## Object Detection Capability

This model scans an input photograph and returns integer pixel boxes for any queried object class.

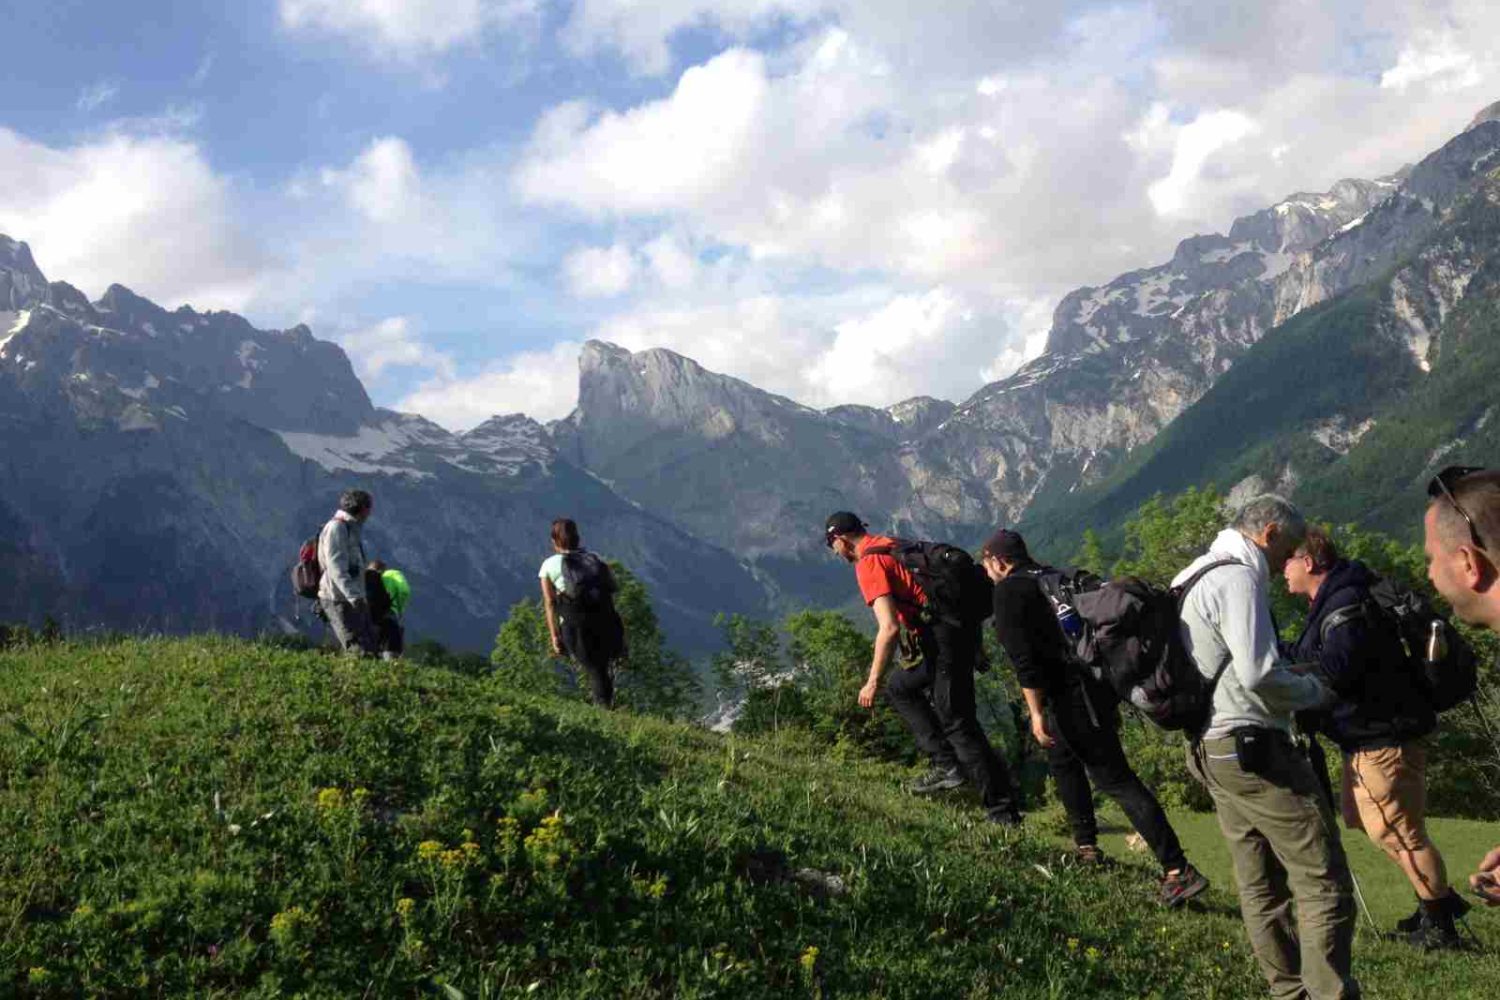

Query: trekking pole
[1302,734,1380,936]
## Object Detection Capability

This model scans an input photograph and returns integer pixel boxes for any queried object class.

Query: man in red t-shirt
[826,511,1021,825]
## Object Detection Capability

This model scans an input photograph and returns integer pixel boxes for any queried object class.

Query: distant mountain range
[4,101,1498,649]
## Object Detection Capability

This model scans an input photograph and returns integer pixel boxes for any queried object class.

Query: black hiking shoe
[1068,845,1111,868]
[1392,891,1471,938]
[1406,913,1468,951]
[1160,865,1210,909]
[908,766,965,795]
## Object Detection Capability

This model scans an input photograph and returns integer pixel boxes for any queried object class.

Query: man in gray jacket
[319,489,377,657]
[1178,496,1357,1000]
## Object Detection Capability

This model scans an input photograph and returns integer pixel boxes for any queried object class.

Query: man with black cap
[980,527,1209,907]
[826,511,1022,825]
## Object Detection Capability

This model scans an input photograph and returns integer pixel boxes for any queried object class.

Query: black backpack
[561,551,617,612]
[1318,575,1478,713]
[291,536,321,599]
[1071,560,1239,732]
[862,539,994,628]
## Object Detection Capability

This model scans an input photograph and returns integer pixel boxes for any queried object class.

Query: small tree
[1113,486,1225,584]
[490,599,570,697]
[712,614,803,734]
[610,563,700,719]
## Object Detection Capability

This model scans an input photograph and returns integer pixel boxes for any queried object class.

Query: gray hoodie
[1173,529,1329,740]
[318,510,367,605]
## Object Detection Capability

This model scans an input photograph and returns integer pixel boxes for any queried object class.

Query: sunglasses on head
[1427,465,1488,552]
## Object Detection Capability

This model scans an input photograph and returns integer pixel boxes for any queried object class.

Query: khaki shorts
[1342,743,1431,854]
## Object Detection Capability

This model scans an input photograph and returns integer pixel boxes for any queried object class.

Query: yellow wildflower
[1085,946,1101,962]
[1067,937,1079,952]
[799,946,820,972]
[462,841,482,858]
[395,897,416,920]
[316,787,345,810]
[439,849,465,869]
[417,839,444,862]
[28,968,50,986]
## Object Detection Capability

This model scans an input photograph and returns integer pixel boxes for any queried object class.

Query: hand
[1473,846,1500,906]
[1030,714,1055,748]
[550,635,565,657]
[858,678,880,709]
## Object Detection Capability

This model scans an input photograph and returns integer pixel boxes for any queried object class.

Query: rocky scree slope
[1021,138,1500,550]
[0,236,765,649]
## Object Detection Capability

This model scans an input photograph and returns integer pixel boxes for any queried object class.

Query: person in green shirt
[365,560,410,659]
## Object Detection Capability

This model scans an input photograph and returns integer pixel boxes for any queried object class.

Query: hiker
[1178,496,1358,1000]
[365,560,410,660]
[979,529,1209,905]
[825,512,1022,825]
[318,489,378,657]
[1284,526,1468,947]
[540,518,624,708]
[1422,466,1500,908]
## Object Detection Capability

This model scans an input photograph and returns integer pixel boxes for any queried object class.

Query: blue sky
[1,1,1496,427]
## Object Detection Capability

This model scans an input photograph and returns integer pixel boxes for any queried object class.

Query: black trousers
[885,622,1020,820]
[1047,687,1186,871]
[560,611,616,708]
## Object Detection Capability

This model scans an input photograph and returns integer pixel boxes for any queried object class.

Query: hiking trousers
[1047,693,1187,872]
[885,622,1021,820]
[559,610,617,708]
[1188,734,1359,1000]
[321,598,377,657]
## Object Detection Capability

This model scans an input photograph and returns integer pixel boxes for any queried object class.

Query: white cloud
[516,47,770,216]
[336,316,455,380]
[76,80,119,113]
[321,136,422,224]
[279,0,540,56]
[1141,107,1260,218]
[0,127,267,310]
[1380,34,1482,93]
[563,243,636,297]
[397,340,583,428]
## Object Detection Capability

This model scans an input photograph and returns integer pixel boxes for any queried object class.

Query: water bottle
[1056,603,1084,639]
[1425,620,1447,666]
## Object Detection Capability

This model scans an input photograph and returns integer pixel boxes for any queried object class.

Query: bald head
[1424,468,1500,630]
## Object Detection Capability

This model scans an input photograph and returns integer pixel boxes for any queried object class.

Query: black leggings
[1047,690,1186,871]
[560,612,616,708]
[885,622,1021,820]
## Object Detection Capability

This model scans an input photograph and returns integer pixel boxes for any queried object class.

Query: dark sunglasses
[1427,465,1488,552]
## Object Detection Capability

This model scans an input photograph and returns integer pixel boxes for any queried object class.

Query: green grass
[1052,801,1499,998]
[0,638,1494,998]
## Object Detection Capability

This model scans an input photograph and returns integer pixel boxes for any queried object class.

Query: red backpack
[291,536,321,599]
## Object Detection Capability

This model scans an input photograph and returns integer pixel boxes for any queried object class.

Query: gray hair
[1231,494,1306,539]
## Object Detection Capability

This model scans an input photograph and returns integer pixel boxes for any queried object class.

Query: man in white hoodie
[318,489,377,657]
[1178,495,1357,1000]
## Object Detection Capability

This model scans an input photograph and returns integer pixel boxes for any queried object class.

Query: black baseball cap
[825,511,866,546]
[980,528,1029,562]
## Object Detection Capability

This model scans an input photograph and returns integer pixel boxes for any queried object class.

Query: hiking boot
[908,766,965,795]
[1406,912,1467,951]
[1392,891,1471,938]
[1160,865,1210,909]
[1069,844,1111,868]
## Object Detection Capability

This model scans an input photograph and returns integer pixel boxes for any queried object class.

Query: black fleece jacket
[1289,559,1436,752]
[991,564,1071,694]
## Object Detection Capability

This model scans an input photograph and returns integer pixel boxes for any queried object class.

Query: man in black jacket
[980,529,1208,907]
[1286,526,1467,949]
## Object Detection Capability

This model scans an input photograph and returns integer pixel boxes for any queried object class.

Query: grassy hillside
[1,638,1495,998]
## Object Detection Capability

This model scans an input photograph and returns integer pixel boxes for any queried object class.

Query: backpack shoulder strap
[1173,558,1241,609]
[1317,600,1370,648]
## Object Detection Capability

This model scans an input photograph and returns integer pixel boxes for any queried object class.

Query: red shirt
[854,535,927,628]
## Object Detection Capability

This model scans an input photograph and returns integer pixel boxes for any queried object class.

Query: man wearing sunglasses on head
[1422,465,1500,908]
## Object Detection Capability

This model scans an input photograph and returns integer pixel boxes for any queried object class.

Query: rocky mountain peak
[1469,99,1500,131]
[0,235,48,312]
